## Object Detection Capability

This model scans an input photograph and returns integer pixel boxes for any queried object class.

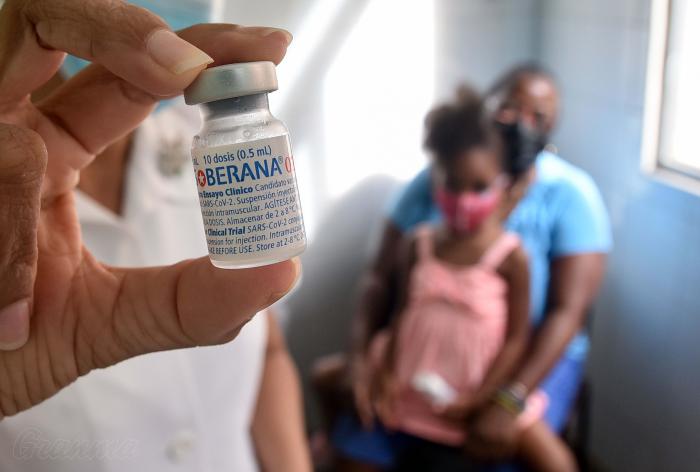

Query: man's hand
[436,395,476,424]
[465,403,520,460]
[0,0,298,418]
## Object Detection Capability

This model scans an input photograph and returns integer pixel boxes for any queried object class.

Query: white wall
[435,0,539,95]
[224,0,437,240]
[222,0,440,428]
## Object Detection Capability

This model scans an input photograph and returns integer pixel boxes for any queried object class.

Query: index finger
[37,24,292,160]
[0,0,214,107]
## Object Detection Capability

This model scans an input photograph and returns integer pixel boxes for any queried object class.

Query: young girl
[364,87,576,472]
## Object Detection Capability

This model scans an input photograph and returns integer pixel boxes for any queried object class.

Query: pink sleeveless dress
[375,226,546,445]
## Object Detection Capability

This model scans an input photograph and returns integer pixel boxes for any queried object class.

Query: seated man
[312,64,612,471]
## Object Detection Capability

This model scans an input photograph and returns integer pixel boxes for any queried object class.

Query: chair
[281,175,401,430]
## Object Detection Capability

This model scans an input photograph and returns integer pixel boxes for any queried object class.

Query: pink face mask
[435,178,506,234]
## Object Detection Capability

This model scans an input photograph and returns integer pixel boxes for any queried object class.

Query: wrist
[491,382,528,416]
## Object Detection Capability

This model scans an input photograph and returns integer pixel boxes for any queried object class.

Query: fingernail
[285,256,302,292]
[0,299,30,351]
[147,29,214,75]
[260,28,293,45]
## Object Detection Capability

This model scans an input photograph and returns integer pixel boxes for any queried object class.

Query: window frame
[642,0,700,196]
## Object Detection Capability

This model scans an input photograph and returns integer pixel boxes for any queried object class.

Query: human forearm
[350,274,392,359]
[512,307,582,391]
[513,254,606,391]
[252,316,311,472]
[348,276,389,428]
[350,222,403,359]
[472,337,527,405]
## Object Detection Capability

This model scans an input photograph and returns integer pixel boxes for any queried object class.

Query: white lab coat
[0,101,266,472]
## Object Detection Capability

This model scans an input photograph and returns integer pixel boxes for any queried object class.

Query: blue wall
[440,1,700,470]
[538,1,700,470]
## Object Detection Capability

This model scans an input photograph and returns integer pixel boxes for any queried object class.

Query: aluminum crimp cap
[184,61,278,105]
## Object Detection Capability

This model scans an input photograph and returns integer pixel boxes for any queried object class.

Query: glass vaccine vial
[184,61,306,268]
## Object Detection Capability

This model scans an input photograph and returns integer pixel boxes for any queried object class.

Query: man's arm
[514,170,611,389]
[251,312,312,472]
[349,222,403,358]
[348,222,403,426]
[513,252,606,391]
[466,253,606,459]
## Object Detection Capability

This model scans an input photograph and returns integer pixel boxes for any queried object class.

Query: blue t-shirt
[387,151,612,360]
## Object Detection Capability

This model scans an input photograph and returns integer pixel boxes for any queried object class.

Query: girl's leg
[311,352,352,429]
[309,353,352,467]
[517,421,578,472]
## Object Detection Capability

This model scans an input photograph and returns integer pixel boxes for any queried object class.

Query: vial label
[191,135,305,265]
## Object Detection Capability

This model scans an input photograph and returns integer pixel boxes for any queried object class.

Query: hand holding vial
[0,0,299,418]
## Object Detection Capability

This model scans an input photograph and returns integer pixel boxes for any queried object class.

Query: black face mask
[495,120,548,177]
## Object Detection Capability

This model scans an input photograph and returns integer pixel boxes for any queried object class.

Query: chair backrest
[280,175,401,428]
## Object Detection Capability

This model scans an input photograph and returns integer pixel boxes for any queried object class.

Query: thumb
[104,257,301,361]
[0,125,46,351]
